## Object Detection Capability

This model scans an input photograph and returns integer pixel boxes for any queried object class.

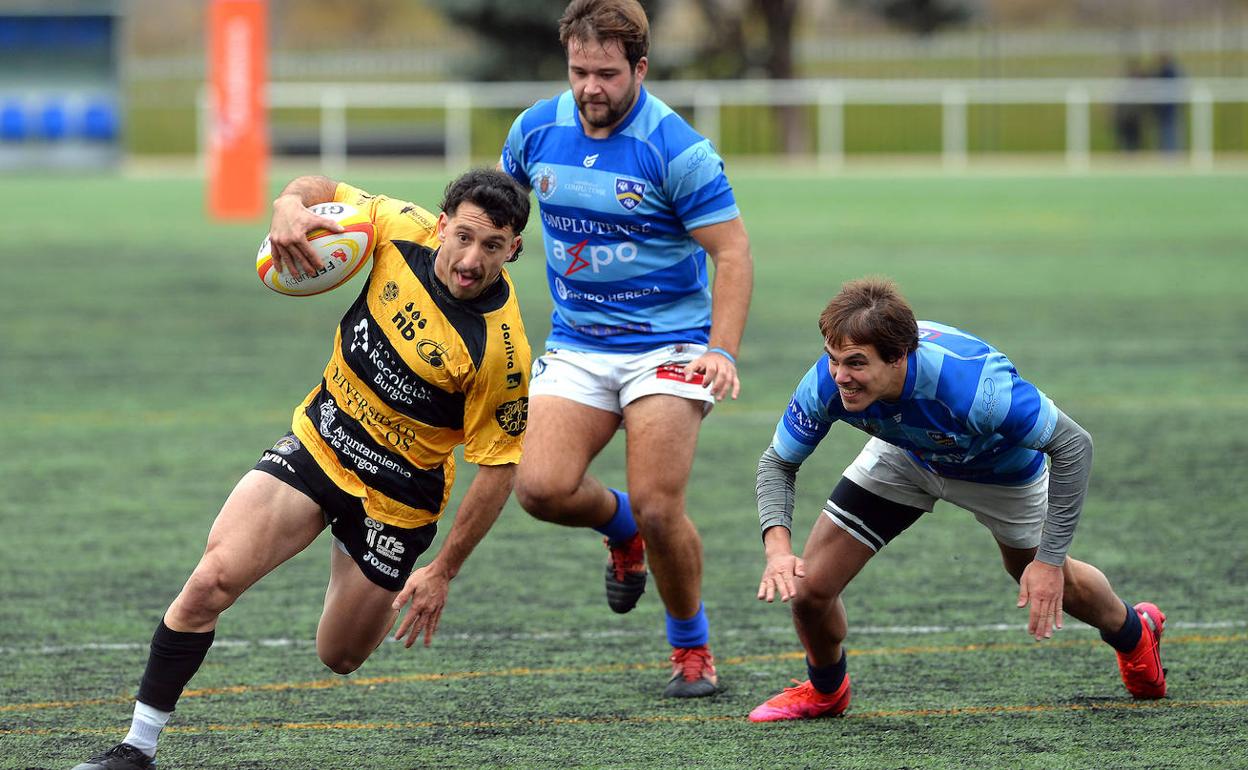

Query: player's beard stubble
[576,79,638,129]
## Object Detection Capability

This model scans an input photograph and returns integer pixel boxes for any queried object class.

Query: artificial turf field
[2,166,1246,769]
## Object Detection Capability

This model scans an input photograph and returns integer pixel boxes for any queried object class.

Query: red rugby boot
[1117,601,1167,699]
[604,532,646,614]
[749,676,852,722]
[663,644,718,698]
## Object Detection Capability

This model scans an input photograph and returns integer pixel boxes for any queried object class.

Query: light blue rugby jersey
[772,322,1059,485]
[501,86,740,352]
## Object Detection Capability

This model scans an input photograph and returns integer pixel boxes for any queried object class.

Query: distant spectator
[1113,59,1146,153]
[1153,53,1184,153]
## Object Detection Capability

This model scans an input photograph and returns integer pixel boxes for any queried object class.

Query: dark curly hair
[440,168,530,261]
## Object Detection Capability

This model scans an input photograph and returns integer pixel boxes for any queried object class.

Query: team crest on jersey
[535,167,557,200]
[272,435,302,455]
[495,397,529,436]
[380,281,400,303]
[614,178,645,211]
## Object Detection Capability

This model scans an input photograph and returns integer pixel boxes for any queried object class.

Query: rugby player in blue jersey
[749,277,1166,721]
[499,0,753,697]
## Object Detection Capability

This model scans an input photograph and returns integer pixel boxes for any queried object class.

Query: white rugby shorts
[528,344,716,415]
[841,437,1048,549]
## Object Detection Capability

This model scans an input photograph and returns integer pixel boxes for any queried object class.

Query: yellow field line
[3,632,1242,716]
[2,698,1246,738]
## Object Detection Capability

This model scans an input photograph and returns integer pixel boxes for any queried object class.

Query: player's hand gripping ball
[256,202,376,296]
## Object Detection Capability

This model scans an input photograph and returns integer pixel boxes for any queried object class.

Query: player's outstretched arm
[756,446,805,602]
[268,175,344,279]
[686,217,753,401]
[392,463,515,648]
[1018,408,1094,640]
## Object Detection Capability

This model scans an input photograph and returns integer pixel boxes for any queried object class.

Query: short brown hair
[559,0,650,69]
[818,277,919,364]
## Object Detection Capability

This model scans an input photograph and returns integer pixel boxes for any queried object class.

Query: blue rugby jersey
[772,322,1058,485]
[501,86,740,352]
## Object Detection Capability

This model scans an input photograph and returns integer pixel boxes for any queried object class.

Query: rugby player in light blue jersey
[748,277,1167,722]
[499,0,753,698]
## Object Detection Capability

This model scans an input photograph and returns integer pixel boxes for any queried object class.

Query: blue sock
[1100,599,1143,653]
[666,604,709,648]
[593,488,637,544]
[807,651,847,695]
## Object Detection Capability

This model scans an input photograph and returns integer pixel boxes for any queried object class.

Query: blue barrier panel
[40,100,69,140]
[83,99,118,141]
[1,101,25,141]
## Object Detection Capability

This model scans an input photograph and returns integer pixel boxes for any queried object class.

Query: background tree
[429,0,661,80]
[681,0,803,152]
[844,0,978,36]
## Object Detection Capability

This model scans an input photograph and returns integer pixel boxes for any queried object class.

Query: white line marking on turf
[2,620,1242,657]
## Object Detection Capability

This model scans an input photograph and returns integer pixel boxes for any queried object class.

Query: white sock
[122,701,171,758]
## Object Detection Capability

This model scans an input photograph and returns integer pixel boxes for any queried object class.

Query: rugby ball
[256,202,376,296]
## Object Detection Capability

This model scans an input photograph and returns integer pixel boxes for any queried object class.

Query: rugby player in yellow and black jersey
[72,169,532,770]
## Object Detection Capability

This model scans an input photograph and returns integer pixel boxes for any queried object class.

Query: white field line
[3,619,1243,657]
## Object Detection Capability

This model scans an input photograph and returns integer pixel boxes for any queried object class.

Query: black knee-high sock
[136,619,215,712]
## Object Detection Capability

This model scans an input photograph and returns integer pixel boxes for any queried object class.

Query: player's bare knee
[630,490,683,527]
[514,478,571,521]
[178,563,242,621]
[792,586,838,620]
[513,466,582,518]
[316,637,370,675]
[318,649,365,675]
[633,504,686,545]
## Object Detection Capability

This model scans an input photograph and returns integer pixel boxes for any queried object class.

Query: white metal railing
[197,78,1248,175]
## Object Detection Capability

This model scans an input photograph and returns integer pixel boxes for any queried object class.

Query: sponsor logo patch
[350,318,369,353]
[399,205,435,230]
[784,399,821,440]
[417,339,447,368]
[506,371,523,389]
[259,451,295,472]
[365,523,407,562]
[495,397,529,436]
[926,430,958,447]
[390,302,428,341]
[657,362,701,385]
[583,153,599,168]
[564,239,590,276]
[981,378,998,421]
[679,146,709,182]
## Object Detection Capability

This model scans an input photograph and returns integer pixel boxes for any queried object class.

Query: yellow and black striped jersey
[290,183,531,529]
